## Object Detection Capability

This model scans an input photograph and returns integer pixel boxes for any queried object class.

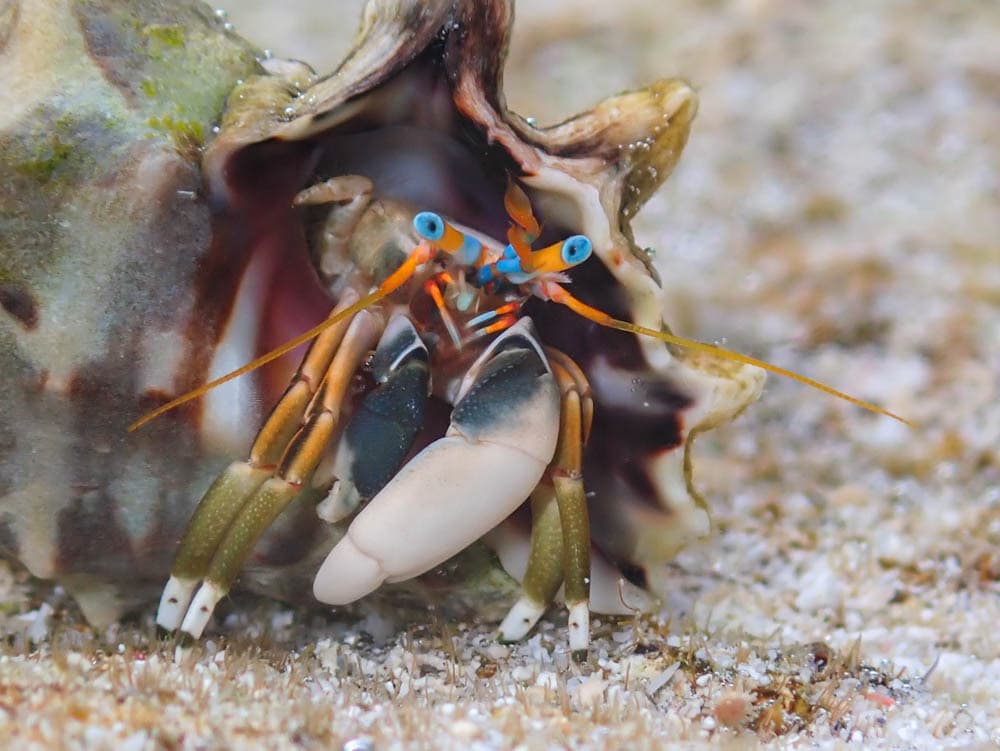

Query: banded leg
[159,303,384,637]
[498,349,594,651]
[312,318,561,605]
[157,290,364,629]
[549,350,594,652]
[497,485,564,642]
[485,519,659,614]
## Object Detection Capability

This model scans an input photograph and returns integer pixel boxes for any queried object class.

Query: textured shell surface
[0,0,762,628]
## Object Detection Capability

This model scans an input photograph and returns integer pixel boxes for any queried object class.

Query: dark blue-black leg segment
[322,315,430,522]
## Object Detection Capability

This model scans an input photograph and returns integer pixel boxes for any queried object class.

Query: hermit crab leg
[498,350,595,651]
[548,351,594,652]
[156,289,364,630]
[292,175,375,277]
[486,518,659,617]
[499,486,564,643]
[163,306,385,637]
[312,318,561,606]
[180,308,384,636]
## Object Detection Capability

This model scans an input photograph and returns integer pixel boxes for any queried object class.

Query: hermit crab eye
[414,212,445,241]
[560,235,592,266]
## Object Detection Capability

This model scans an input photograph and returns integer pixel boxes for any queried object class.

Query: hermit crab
[0,0,904,649]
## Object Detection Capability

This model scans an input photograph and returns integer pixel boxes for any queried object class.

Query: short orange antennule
[503,178,541,238]
[504,179,540,269]
[128,245,431,433]
[507,225,534,266]
[544,283,915,428]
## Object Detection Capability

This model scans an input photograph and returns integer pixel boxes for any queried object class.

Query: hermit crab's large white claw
[313,318,560,605]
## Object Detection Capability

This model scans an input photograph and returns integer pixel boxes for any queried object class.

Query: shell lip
[209,0,699,291]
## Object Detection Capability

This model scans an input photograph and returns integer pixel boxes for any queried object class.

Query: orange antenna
[507,225,534,266]
[542,282,914,427]
[128,244,434,432]
[130,195,913,435]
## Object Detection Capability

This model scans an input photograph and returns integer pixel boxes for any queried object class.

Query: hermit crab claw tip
[313,534,385,605]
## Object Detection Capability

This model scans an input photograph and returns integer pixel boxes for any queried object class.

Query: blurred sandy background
[2,1,999,748]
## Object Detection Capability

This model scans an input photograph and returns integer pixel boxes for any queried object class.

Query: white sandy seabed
[2,1,999,749]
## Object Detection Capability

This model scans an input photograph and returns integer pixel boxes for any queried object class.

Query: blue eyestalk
[560,235,593,266]
[413,211,445,241]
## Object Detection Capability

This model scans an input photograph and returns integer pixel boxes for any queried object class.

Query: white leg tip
[498,596,546,642]
[567,601,591,652]
[179,581,226,638]
[156,576,198,631]
[316,479,361,524]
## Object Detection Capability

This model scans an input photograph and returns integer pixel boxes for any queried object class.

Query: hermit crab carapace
[0,0,905,649]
